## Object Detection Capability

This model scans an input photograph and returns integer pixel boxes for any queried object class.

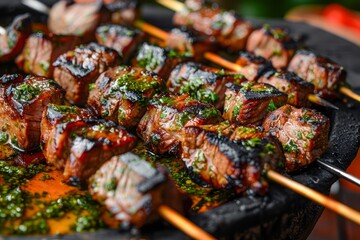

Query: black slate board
[1,3,360,240]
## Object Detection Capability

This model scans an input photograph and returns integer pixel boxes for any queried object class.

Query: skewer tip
[308,94,339,110]
[340,86,360,102]
[156,0,186,12]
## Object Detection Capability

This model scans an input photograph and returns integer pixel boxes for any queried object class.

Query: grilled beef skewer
[0,74,64,151]
[0,14,32,62]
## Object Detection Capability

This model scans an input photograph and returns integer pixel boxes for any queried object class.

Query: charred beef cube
[40,104,95,169]
[89,152,167,227]
[41,118,137,184]
[223,82,287,125]
[0,74,64,151]
[53,42,121,105]
[173,7,252,52]
[96,24,145,63]
[88,66,164,128]
[235,51,273,81]
[16,32,80,78]
[0,14,31,62]
[258,69,315,107]
[288,49,346,99]
[182,122,284,195]
[246,25,297,69]
[166,27,215,61]
[48,0,110,41]
[104,0,139,25]
[262,104,330,172]
[167,62,246,109]
[134,43,190,80]
[137,94,222,155]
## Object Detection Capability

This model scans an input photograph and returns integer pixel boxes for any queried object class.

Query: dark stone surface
[1,2,360,240]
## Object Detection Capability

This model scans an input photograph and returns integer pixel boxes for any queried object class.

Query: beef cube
[223,82,287,125]
[235,51,273,81]
[137,94,222,155]
[262,104,330,172]
[166,27,215,61]
[167,62,246,109]
[258,69,315,107]
[104,0,139,25]
[134,43,190,80]
[53,42,121,105]
[41,118,137,184]
[0,74,65,151]
[48,0,110,41]
[96,24,145,63]
[40,104,95,169]
[0,14,31,62]
[89,152,167,227]
[288,49,346,99]
[173,7,252,52]
[182,122,285,195]
[16,32,80,78]
[87,66,165,128]
[246,25,297,69]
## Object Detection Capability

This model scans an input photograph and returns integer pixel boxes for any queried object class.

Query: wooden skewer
[267,170,360,225]
[135,20,339,110]
[159,205,216,240]
[156,0,360,103]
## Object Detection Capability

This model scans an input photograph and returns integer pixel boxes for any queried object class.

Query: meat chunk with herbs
[182,122,284,195]
[96,24,145,63]
[223,82,287,125]
[288,49,346,99]
[104,0,139,25]
[40,104,95,169]
[262,104,330,172]
[173,6,253,52]
[0,14,31,62]
[166,27,215,61]
[87,66,165,128]
[235,51,273,81]
[258,69,315,107]
[246,25,297,69]
[0,74,64,151]
[48,0,109,41]
[16,32,80,78]
[41,118,137,184]
[134,43,190,80]
[137,94,222,155]
[89,152,167,227]
[53,42,121,105]
[167,62,246,109]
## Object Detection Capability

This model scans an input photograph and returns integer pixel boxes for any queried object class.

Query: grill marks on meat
[104,0,139,25]
[259,69,315,107]
[166,27,215,61]
[89,152,166,227]
[235,51,273,81]
[40,104,95,170]
[223,82,287,125]
[96,24,145,63]
[88,66,165,128]
[41,110,137,184]
[0,14,31,62]
[288,49,346,99]
[173,6,252,52]
[53,42,121,105]
[16,32,80,78]
[134,43,190,79]
[246,25,297,69]
[262,104,330,172]
[137,94,222,155]
[182,122,284,195]
[0,74,65,151]
[167,62,246,109]
[48,0,109,41]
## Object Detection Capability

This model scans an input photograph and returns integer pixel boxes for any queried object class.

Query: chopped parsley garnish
[267,100,278,112]
[12,83,41,101]
[283,140,298,153]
